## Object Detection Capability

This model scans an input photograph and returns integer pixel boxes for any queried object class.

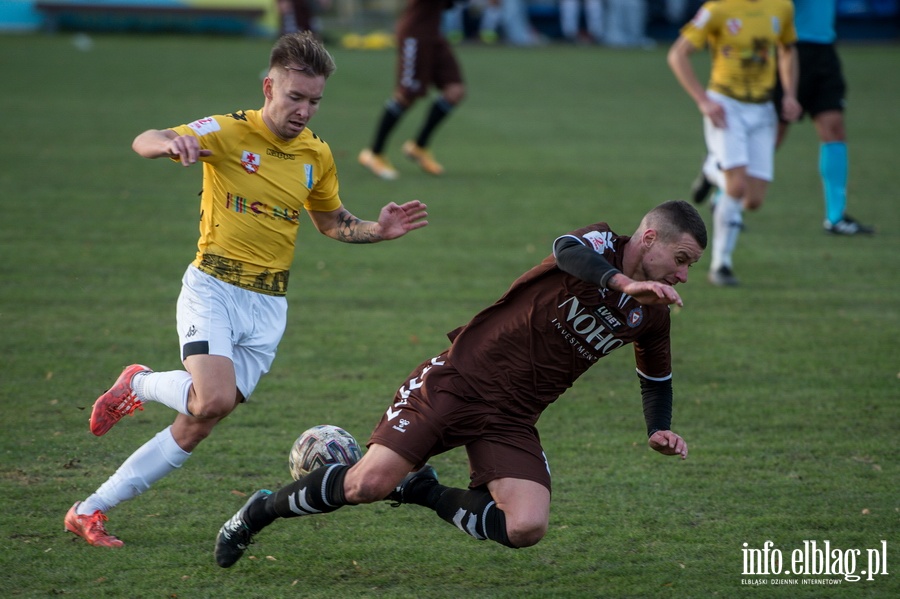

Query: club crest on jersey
[771,16,781,34]
[726,18,742,36]
[627,307,644,328]
[241,151,261,174]
[583,231,615,253]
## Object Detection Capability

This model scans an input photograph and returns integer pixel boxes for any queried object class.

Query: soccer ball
[288,424,362,480]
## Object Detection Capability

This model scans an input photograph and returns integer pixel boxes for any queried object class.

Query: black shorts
[368,352,552,492]
[775,42,846,122]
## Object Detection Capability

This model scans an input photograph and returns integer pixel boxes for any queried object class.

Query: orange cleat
[358,149,399,180]
[90,364,151,436]
[65,502,124,548]
[402,141,444,176]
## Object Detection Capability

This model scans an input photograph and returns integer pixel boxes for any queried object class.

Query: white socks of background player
[133,370,193,415]
[77,426,190,515]
[710,192,743,272]
[703,154,726,190]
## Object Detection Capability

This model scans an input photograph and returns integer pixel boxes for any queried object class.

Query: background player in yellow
[668,0,800,286]
[65,32,429,548]
[690,0,874,236]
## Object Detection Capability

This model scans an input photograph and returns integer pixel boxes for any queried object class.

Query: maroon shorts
[394,36,463,102]
[368,352,552,492]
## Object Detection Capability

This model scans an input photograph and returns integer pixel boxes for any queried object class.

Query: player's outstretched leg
[90,364,152,436]
[214,464,353,567]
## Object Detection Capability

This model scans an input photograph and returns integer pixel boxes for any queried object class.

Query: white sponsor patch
[187,116,220,136]
[691,7,711,28]
[583,230,615,253]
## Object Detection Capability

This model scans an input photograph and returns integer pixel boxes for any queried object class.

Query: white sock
[79,426,191,515]
[711,193,743,271]
[703,154,725,189]
[134,370,193,415]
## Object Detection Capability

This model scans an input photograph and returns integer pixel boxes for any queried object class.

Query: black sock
[247,464,352,529]
[431,486,515,547]
[371,99,405,154]
[415,97,454,148]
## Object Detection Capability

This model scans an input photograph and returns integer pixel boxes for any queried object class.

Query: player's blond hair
[269,31,336,79]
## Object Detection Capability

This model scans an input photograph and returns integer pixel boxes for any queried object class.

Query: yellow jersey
[681,0,796,102]
[170,110,342,296]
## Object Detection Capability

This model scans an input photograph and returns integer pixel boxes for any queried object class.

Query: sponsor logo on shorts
[387,356,445,430]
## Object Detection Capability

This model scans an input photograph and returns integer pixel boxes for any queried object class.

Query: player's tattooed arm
[335,209,382,243]
[308,206,381,243]
[309,201,428,244]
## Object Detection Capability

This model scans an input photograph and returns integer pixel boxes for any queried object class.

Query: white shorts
[703,90,777,182]
[176,265,287,400]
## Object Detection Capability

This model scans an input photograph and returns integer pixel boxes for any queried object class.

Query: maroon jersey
[447,223,672,418]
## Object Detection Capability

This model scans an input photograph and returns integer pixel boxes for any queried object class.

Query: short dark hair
[269,31,336,79]
[647,200,708,249]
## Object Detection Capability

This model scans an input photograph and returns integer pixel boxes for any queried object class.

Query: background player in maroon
[215,200,707,567]
[358,0,466,179]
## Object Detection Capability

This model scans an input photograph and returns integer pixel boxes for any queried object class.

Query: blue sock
[819,142,848,225]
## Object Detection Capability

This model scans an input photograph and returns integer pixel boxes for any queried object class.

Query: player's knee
[724,181,746,200]
[505,519,548,548]
[744,194,765,211]
[188,388,239,420]
[442,84,465,105]
[394,90,417,108]
[342,470,395,504]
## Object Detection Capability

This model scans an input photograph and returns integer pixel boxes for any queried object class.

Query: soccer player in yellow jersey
[64,32,428,548]
[668,0,800,286]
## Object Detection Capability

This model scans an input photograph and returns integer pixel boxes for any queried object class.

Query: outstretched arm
[640,374,686,459]
[609,274,684,307]
[307,200,428,243]
[132,129,212,166]
[554,236,683,306]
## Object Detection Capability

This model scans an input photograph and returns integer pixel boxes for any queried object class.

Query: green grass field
[1,34,898,598]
